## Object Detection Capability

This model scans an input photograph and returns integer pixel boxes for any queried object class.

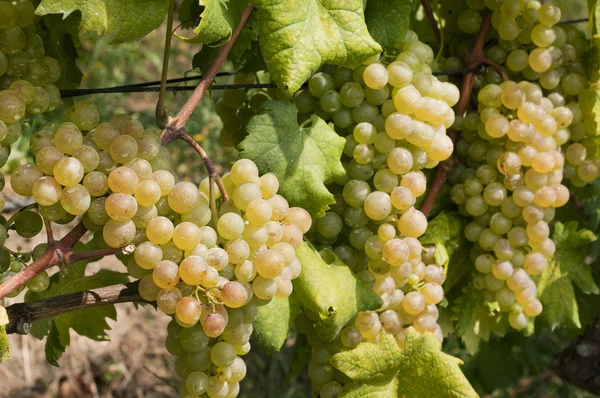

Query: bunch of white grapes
[451,79,571,329]
[130,158,309,398]
[457,1,599,187]
[286,31,457,397]
[0,0,64,209]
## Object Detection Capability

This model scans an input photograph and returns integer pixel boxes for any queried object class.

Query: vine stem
[420,13,493,217]
[159,6,253,201]
[161,6,254,137]
[421,0,441,46]
[0,223,88,300]
[5,282,145,335]
[155,0,176,128]
[179,133,230,202]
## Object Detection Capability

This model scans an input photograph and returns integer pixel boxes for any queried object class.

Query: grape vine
[1,0,600,397]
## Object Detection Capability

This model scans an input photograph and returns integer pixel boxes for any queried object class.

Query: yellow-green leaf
[175,0,249,44]
[364,0,417,51]
[239,101,346,217]
[0,325,9,363]
[396,329,478,398]
[251,0,382,92]
[538,222,598,329]
[340,375,399,398]
[36,0,169,43]
[253,294,300,352]
[331,333,402,382]
[293,242,383,342]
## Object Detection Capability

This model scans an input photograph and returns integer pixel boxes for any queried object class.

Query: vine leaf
[420,212,466,292]
[0,307,8,363]
[364,0,417,51]
[537,222,598,329]
[26,243,129,366]
[36,0,169,44]
[253,294,301,352]
[340,374,399,398]
[452,283,500,354]
[250,0,382,93]
[0,326,8,363]
[331,333,402,382]
[239,101,346,217]
[395,329,478,398]
[293,242,382,342]
[175,0,249,45]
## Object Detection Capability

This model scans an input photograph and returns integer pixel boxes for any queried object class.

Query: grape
[14,210,43,238]
[169,182,200,214]
[103,219,136,248]
[0,89,25,122]
[32,176,62,206]
[363,63,388,89]
[53,157,84,187]
[105,193,138,221]
[146,216,174,245]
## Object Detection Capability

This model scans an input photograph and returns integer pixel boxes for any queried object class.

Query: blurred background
[1,0,598,397]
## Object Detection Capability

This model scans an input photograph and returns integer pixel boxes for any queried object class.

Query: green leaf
[38,14,83,89]
[340,374,399,398]
[538,222,599,329]
[0,326,9,363]
[331,333,402,382]
[27,242,129,365]
[396,329,478,398]
[286,333,311,384]
[239,101,346,217]
[420,212,466,292]
[293,242,382,342]
[251,0,382,92]
[364,0,417,51]
[36,0,169,44]
[452,283,499,354]
[175,0,249,44]
[253,294,300,352]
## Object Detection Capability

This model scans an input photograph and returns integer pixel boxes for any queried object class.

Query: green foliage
[395,329,478,397]
[420,211,466,292]
[26,243,129,366]
[364,0,417,51]
[452,283,503,354]
[38,14,83,89]
[250,0,382,92]
[253,294,301,352]
[336,330,477,397]
[537,222,598,329]
[0,307,8,363]
[36,0,169,43]
[292,242,382,342]
[175,0,249,45]
[240,101,346,217]
[331,333,402,383]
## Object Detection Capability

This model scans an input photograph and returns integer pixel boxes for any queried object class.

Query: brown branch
[480,58,509,81]
[0,223,88,300]
[179,134,229,201]
[420,12,493,218]
[421,0,441,46]
[63,247,121,265]
[161,5,254,141]
[5,282,145,335]
[155,0,176,129]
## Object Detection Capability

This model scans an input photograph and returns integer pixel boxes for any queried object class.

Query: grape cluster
[457,1,598,187]
[124,158,309,397]
[447,0,595,330]
[0,0,63,179]
[278,32,457,396]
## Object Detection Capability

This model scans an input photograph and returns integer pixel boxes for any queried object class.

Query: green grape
[14,210,43,238]
[308,72,335,98]
[0,89,25,123]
